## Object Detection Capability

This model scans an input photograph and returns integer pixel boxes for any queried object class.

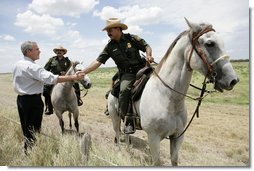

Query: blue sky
[0,0,249,73]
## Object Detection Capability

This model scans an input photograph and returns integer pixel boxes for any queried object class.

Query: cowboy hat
[102,18,128,31]
[53,45,67,55]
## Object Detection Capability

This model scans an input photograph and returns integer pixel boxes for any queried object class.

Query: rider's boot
[44,96,53,115]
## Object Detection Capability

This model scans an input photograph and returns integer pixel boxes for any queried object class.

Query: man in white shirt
[13,41,84,153]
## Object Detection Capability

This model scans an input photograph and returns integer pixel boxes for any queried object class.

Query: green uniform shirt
[97,33,150,72]
[44,56,71,75]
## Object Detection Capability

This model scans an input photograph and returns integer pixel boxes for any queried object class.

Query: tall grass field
[0,61,249,166]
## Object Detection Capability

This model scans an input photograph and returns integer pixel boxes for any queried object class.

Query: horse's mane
[66,61,79,75]
[155,30,189,73]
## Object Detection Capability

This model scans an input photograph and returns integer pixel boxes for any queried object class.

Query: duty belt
[122,64,144,74]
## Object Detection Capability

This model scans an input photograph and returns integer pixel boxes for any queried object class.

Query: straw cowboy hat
[102,18,128,31]
[53,45,67,55]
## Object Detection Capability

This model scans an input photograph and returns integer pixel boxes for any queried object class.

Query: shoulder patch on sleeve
[134,35,141,41]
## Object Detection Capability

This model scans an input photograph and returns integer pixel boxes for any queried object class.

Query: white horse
[107,19,239,166]
[51,62,92,133]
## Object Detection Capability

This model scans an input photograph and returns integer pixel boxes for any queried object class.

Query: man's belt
[123,64,144,73]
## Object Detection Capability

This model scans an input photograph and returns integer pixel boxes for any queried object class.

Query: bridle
[188,25,230,78]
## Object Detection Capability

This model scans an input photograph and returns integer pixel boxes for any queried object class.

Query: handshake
[74,71,87,81]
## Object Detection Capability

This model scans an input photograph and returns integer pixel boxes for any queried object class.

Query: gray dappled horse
[107,18,239,166]
[51,62,92,133]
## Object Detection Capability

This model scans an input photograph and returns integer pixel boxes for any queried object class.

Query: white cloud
[122,5,162,26]
[2,0,248,74]
[0,34,16,41]
[93,6,121,20]
[15,10,64,36]
[93,4,162,34]
[133,0,248,32]
[28,0,99,17]
[118,0,249,59]
[125,25,143,35]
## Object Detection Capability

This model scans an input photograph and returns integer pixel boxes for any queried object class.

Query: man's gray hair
[21,41,36,56]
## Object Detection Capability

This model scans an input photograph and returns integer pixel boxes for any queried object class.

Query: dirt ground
[41,87,249,166]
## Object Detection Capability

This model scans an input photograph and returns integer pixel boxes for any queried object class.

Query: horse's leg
[170,136,184,166]
[108,95,121,146]
[73,109,79,133]
[68,112,72,129]
[58,117,64,133]
[112,116,121,146]
[147,133,161,166]
[56,111,65,133]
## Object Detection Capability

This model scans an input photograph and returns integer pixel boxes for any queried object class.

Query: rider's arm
[146,46,154,63]
[82,60,102,74]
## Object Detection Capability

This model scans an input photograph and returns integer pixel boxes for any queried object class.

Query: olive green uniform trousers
[119,73,136,119]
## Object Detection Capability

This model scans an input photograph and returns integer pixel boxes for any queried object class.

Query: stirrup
[123,115,136,134]
[124,123,135,134]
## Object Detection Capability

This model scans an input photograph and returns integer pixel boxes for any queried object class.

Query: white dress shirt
[13,56,58,95]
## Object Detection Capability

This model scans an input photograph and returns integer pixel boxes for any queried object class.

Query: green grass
[89,67,118,88]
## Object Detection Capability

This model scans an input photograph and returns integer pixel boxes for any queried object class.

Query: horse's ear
[184,17,192,28]
[184,17,198,32]
[184,17,196,30]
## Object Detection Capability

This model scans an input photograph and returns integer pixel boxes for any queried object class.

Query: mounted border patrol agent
[43,45,83,115]
[79,18,154,134]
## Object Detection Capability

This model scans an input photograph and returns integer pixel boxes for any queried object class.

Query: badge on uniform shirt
[127,42,132,48]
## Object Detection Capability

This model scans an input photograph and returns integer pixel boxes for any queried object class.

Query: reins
[80,88,89,98]
[153,69,208,101]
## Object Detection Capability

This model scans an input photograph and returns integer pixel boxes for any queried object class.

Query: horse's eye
[205,41,215,47]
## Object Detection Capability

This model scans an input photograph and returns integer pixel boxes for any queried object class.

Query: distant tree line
[231,59,249,62]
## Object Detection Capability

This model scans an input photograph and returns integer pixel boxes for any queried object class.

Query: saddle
[110,66,153,130]
[110,66,153,101]
[131,66,153,101]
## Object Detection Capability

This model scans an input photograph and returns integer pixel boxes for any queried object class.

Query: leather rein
[152,26,229,140]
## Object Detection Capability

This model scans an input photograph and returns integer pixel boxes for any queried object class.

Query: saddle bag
[110,80,120,98]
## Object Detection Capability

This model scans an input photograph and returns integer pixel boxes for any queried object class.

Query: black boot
[45,110,53,115]
[123,115,135,134]
[45,108,53,115]
[44,96,53,115]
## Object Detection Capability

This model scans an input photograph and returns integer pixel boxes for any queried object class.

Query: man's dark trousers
[17,94,44,151]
